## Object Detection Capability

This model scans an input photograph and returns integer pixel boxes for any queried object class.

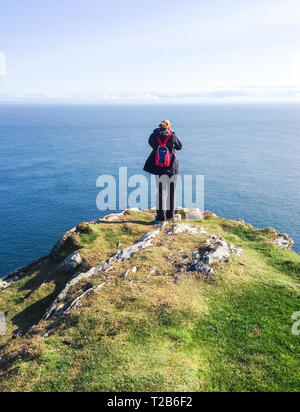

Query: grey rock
[193,251,201,260]
[170,214,182,223]
[237,218,245,223]
[274,234,294,249]
[0,279,10,290]
[49,228,77,260]
[165,223,199,236]
[229,243,243,257]
[155,221,167,229]
[44,267,97,320]
[100,229,160,266]
[102,208,141,222]
[204,239,230,265]
[45,228,161,320]
[188,235,232,278]
[55,251,82,274]
[121,270,130,280]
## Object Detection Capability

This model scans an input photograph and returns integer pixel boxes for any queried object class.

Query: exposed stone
[55,251,82,274]
[188,235,233,278]
[0,279,10,290]
[102,209,141,222]
[12,329,23,339]
[274,234,294,249]
[43,325,57,339]
[165,223,199,236]
[103,214,122,221]
[45,228,161,320]
[121,270,130,280]
[193,251,201,260]
[44,267,97,319]
[124,208,141,214]
[229,243,243,257]
[132,266,137,273]
[49,228,77,261]
[203,238,230,265]
[98,229,160,267]
[194,262,214,277]
[155,221,167,229]
[236,218,245,224]
[170,214,182,223]
[94,282,106,293]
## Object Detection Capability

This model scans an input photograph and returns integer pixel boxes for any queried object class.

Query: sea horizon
[0,102,299,276]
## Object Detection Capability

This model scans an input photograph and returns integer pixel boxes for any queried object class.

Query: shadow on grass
[11,263,74,334]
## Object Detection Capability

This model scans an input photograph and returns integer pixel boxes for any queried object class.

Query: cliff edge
[0,209,299,392]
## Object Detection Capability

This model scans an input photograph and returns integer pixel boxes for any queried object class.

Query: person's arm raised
[148,133,157,149]
[173,132,182,151]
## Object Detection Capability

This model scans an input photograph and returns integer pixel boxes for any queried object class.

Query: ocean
[0,103,299,276]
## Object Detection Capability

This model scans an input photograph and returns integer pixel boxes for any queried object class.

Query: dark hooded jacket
[143,128,182,176]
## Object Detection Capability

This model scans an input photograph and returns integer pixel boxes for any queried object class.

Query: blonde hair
[159,120,172,130]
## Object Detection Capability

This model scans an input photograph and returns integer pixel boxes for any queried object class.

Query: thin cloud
[0,86,300,104]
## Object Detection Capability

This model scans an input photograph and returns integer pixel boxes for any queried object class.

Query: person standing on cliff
[143,120,183,221]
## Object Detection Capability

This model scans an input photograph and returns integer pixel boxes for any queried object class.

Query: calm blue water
[0,104,299,276]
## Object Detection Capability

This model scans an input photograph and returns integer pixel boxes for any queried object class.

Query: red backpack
[155,131,173,167]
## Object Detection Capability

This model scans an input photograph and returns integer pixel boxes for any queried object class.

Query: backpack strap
[157,131,172,147]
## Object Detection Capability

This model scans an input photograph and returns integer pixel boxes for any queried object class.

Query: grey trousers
[155,175,178,221]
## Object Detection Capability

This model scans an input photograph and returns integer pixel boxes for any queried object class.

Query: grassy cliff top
[0,210,299,392]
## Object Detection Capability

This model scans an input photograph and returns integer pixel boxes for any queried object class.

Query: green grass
[0,211,299,392]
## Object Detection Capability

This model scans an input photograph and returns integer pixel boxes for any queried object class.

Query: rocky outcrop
[165,223,206,236]
[49,227,78,261]
[45,228,161,320]
[261,227,294,250]
[274,234,294,249]
[97,229,160,273]
[44,267,98,320]
[229,243,243,257]
[188,235,242,279]
[55,251,82,274]
[3,208,296,341]
[101,208,141,222]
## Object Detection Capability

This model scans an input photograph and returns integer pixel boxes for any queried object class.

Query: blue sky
[0,0,300,102]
